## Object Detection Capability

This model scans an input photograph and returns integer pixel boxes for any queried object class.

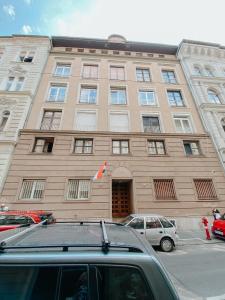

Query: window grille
[194,179,217,199]
[20,180,45,199]
[67,179,90,200]
[154,179,176,200]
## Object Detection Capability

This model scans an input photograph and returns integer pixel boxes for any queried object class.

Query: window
[159,217,174,228]
[221,118,225,132]
[76,111,97,131]
[142,116,160,133]
[112,140,129,154]
[205,67,214,77]
[82,64,98,78]
[174,116,192,133]
[54,64,71,77]
[5,77,15,91]
[74,139,93,154]
[109,113,129,132]
[110,87,127,104]
[40,111,62,130]
[110,66,125,80]
[0,111,10,131]
[194,179,217,199]
[129,217,144,229]
[162,70,177,84]
[139,90,156,106]
[33,137,54,153]
[194,66,202,76]
[15,77,24,91]
[48,85,66,102]
[20,179,45,199]
[167,91,184,106]
[154,179,176,200]
[148,140,166,155]
[207,90,221,104]
[136,68,150,82]
[183,141,200,155]
[18,51,34,63]
[79,86,97,104]
[146,217,162,229]
[67,179,90,200]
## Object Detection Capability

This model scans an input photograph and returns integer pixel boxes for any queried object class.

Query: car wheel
[160,238,174,252]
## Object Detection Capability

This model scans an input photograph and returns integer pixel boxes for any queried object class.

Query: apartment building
[1,35,225,220]
[0,35,50,192]
[178,40,225,172]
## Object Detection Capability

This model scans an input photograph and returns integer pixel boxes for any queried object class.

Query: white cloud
[49,0,225,45]
[3,4,15,19]
[22,25,32,34]
[24,0,32,4]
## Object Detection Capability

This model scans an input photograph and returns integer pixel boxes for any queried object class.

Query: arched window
[207,90,221,104]
[221,118,225,132]
[194,66,202,76]
[205,67,214,77]
[0,111,10,131]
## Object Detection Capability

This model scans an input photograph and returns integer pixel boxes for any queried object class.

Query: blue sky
[0,0,225,45]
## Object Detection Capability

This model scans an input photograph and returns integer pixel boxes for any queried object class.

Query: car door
[145,217,164,246]
[159,217,176,240]
[127,217,145,236]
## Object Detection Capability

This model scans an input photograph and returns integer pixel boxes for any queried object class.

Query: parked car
[122,214,178,252]
[0,210,55,232]
[212,213,225,238]
[0,220,179,299]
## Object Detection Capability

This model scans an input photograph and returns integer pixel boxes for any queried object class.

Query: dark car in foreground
[0,220,179,299]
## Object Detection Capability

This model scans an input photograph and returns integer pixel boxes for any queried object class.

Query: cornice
[0,91,32,98]
[20,129,210,139]
[200,103,225,111]
[190,75,225,84]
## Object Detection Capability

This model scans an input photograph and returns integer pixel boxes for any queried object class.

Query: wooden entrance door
[112,181,131,218]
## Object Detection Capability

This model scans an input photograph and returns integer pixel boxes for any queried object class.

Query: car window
[0,266,59,300]
[59,267,88,300]
[129,217,144,229]
[146,217,162,229]
[159,217,174,228]
[0,215,7,225]
[5,215,29,225]
[96,266,153,300]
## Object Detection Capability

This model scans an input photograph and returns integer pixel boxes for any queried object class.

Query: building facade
[0,35,50,192]
[178,40,225,171]
[1,35,225,220]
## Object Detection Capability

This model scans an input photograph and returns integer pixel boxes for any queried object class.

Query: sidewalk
[177,229,224,245]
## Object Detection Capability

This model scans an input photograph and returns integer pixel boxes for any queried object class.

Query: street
[157,236,225,300]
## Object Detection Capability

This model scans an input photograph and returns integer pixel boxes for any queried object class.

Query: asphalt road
[157,240,225,300]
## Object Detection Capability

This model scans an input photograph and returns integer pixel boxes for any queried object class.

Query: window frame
[0,110,10,131]
[162,70,177,84]
[173,115,193,133]
[79,85,97,104]
[54,63,71,77]
[183,140,201,156]
[109,111,130,132]
[167,90,185,107]
[112,139,130,155]
[18,50,35,63]
[82,64,98,79]
[153,179,177,200]
[19,179,46,200]
[74,138,93,154]
[142,115,161,133]
[147,140,166,155]
[32,137,54,154]
[47,84,67,103]
[75,110,97,131]
[194,179,217,200]
[138,89,157,106]
[66,179,90,200]
[207,89,221,104]
[40,110,62,130]
[136,68,151,82]
[110,87,127,105]
[110,65,125,81]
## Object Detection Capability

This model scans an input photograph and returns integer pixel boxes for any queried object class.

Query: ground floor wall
[1,130,225,220]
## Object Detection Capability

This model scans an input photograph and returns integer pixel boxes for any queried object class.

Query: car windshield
[121,215,134,225]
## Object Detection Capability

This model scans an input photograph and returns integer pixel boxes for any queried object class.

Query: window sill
[153,199,178,202]
[70,153,94,156]
[17,199,43,203]
[77,102,97,105]
[29,152,53,155]
[45,100,65,104]
[185,154,205,158]
[62,199,90,202]
[52,75,70,78]
[148,154,169,157]
[111,153,132,156]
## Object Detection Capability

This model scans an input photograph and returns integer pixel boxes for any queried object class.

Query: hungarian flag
[93,161,108,181]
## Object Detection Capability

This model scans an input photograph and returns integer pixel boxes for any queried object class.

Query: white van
[122,214,178,252]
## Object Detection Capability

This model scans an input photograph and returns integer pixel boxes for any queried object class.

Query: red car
[0,210,55,232]
[211,214,225,238]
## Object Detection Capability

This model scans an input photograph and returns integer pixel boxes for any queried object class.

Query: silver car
[122,214,178,252]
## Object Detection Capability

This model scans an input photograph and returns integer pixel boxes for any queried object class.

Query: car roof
[129,214,165,218]
[0,221,156,256]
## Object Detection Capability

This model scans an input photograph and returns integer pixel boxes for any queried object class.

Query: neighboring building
[177,40,225,171]
[1,35,225,220]
[0,35,50,192]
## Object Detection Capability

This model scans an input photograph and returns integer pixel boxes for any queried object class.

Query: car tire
[160,237,174,252]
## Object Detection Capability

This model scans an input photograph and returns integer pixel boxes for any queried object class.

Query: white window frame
[79,85,97,104]
[162,70,177,84]
[5,76,25,92]
[110,65,125,80]
[19,179,45,200]
[47,84,67,102]
[82,64,99,79]
[67,179,90,200]
[173,114,194,133]
[110,87,127,105]
[54,63,71,77]
[138,89,157,106]
[136,67,151,82]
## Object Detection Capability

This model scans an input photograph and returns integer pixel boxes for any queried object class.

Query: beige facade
[2,35,225,220]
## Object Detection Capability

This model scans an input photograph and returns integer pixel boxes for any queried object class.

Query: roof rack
[0,220,143,254]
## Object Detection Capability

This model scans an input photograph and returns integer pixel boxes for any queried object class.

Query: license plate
[214,230,224,236]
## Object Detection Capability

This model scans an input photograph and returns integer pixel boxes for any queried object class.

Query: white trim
[171,112,195,133]
[137,87,159,107]
[52,62,72,77]
[108,84,128,106]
